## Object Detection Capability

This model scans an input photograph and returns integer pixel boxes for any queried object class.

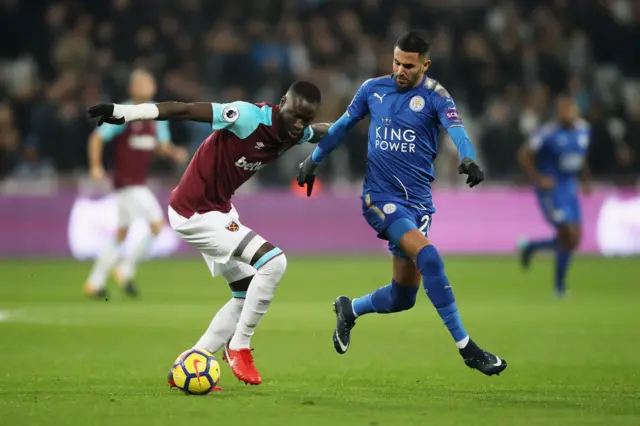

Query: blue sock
[352,280,418,317]
[416,245,468,344]
[555,249,572,293]
[527,238,556,254]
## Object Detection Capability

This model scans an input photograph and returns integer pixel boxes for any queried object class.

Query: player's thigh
[168,207,248,263]
[115,187,136,229]
[202,253,255,281]
[362,198,431,242]
[557,222,581,250]
[363,199,433,260]
[168,207,281,270]
[130,186,165,228]
[388,208,432,257]
[538,189,576,227]
[194,206,243,274]
[202,254,255,297]
[392,255,421,286]
[540,190,581,249]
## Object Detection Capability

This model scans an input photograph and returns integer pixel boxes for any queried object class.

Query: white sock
[228,254,287,350]
[117,235,153,282]
[194,298,245,353]
[456,335,470,349]
[87,240,122,290]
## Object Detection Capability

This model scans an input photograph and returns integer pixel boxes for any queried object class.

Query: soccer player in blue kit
[297,31,507,376]
[517,95,591,297]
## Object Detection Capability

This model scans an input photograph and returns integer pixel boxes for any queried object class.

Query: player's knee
[255,249,287,281]
[570,227,581,250]
[115,227,128,242]
[557,226,576,251]
[149,219,164,236]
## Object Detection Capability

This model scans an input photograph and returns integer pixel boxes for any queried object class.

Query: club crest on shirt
[222,106,239,123]
[383,203,397,214]
[225,221,240,232]
[409,96,425,112]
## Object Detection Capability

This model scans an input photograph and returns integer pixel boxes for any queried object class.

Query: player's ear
[279,96,286,107]
[423,59,431,73]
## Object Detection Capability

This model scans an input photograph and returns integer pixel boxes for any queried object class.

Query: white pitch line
[0,311,10,321]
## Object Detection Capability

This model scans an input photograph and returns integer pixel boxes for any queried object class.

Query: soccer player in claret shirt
[297,31,507,377]
[89,81,331,386]
[517,95,591,297]
[84,69,187,299]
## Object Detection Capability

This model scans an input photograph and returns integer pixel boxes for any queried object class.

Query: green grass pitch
[0,256,639,425]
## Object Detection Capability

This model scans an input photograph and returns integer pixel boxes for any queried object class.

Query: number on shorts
[419,214,431,236]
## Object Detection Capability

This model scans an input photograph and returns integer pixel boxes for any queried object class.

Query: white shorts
[168,205,263,278]
[116,186,164,227]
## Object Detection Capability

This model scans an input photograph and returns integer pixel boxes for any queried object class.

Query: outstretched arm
[295,79,372,196]
[296,113,360,197]
[307,79,372,162]
[155,102,213,122]
[304,122,333,144]
[88,102,214,125]
[310,114,359,162]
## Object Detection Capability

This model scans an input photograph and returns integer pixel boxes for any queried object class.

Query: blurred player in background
[84,69,187,299]
[297,30,507,377]
[88,81,330,386]
[517,95,591,298]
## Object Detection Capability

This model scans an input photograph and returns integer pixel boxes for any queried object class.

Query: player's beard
[276,113,288,142]
[394,74,414,91]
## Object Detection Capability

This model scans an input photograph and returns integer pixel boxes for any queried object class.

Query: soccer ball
[168,349,220,395]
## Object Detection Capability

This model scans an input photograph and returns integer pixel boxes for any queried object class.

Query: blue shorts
[362,195,433,258]
[536,189,581,226]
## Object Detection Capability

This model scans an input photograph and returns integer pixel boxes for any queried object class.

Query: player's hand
[458,159,484,188]
[297,156,318,197]
[90,166,106,181]
[88,103,124,126]
[537,176,555,190]
[172,146,189,165]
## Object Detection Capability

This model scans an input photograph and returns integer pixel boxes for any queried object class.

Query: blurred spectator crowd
[1,0,639,187]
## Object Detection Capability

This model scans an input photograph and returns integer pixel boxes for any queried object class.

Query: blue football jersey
[529,119,590,192]
[346,74,464,210]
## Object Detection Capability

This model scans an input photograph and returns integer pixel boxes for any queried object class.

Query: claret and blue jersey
[529,119,590,225]
[312,74,476,257]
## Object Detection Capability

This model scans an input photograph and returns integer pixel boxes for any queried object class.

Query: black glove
[297,156,318,197]
[458,158,484,188]
[88,104,124,126]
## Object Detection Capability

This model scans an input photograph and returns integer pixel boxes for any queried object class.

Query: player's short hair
[129,68,154,83]
[395,30,430,56]
[288,80,322,104]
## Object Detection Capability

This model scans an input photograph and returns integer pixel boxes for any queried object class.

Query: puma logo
[373,93,386,103]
